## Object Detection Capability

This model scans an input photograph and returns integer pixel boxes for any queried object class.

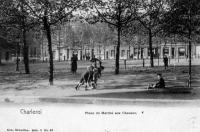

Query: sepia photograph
[0,0,200,131]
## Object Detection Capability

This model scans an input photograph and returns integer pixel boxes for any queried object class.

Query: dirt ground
[0,59,200,104]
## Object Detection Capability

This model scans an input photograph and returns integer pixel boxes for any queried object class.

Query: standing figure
[163,55,168,69]
[91,67,99,89]
[71,53,78,74]
[90,57,104,89]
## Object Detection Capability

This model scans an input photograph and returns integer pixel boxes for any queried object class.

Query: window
[121,50,125,57]
[35,33,40,39]
[34,47,37,57]
[53,51,56,59]
[30,48,33,57]
[111,50,115,57]
[134,48,139,56]
[171,47,175,58]
[140,48,144,58]
[153,48,159,57]
[127,50,130,59]
[67,49,69,59]
[178,47,185,57]
[148,48,159,57]
[163,47,169,56]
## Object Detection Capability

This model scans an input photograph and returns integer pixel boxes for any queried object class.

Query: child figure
[75,65,94,91]
[92,67,99,89]
[90,62,104,89]
[148,73,165,89]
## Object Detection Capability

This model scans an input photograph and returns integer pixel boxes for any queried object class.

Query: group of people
[73,53,167,91]
[75,57,104,91]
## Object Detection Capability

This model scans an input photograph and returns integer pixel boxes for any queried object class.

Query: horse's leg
[75,83,81,90]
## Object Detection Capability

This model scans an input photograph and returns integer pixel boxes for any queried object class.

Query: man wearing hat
[148,73,165,89]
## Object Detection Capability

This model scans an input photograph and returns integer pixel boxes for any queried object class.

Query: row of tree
[0,0,199,86]
[85,0,199,88]
[85,0,200,75]
[0,0,82,85]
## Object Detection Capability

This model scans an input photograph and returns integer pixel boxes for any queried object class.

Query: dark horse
[75,63,105,90]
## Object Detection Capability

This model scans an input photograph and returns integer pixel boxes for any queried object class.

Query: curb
[39,97,200,107]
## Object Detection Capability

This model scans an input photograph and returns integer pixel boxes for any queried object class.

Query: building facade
[52,41,200,61]
[40,19,200,61]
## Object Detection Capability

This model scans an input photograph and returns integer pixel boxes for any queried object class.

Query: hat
[157,73,162,76]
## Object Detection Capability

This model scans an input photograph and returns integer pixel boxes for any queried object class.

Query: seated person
[75,65,94,90]
[148,73,165,89]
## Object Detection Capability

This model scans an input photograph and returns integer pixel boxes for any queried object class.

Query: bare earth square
[0,59,200,106]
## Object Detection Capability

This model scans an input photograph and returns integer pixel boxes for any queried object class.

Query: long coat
[71,55,78,72]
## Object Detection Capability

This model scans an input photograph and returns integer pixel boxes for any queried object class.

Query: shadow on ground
[72,88,199,100]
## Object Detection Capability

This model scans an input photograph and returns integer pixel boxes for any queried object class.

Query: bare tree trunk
[188,38,192,88]
[20,0,30,74]
[104,46,105,60]
[137,44,140,59]
[188,22,192,88]
[43,16,54,85]
[58,26,61,62]
[80,44,83,60]
[0,52,2,65]
[128,44,130,59]
[149,29,154,67]
[42,41,44,62]
[41,31,45,62]
[16,42,20,71]
[115,25,121,74]
[22,29,30,74]
[188,8,192,88]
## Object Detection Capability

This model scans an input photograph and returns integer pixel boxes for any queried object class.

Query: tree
[88,0,139,74]
[92,23,115,45]
[73,20,90,60]
[162,0,200,87]
[0,0,39,74]
[122,21,147,59]
[68,20,115,59]
[0,27,17,65]
[136,0,168,67]
[5,26,22,71]
[26,0,81,85]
